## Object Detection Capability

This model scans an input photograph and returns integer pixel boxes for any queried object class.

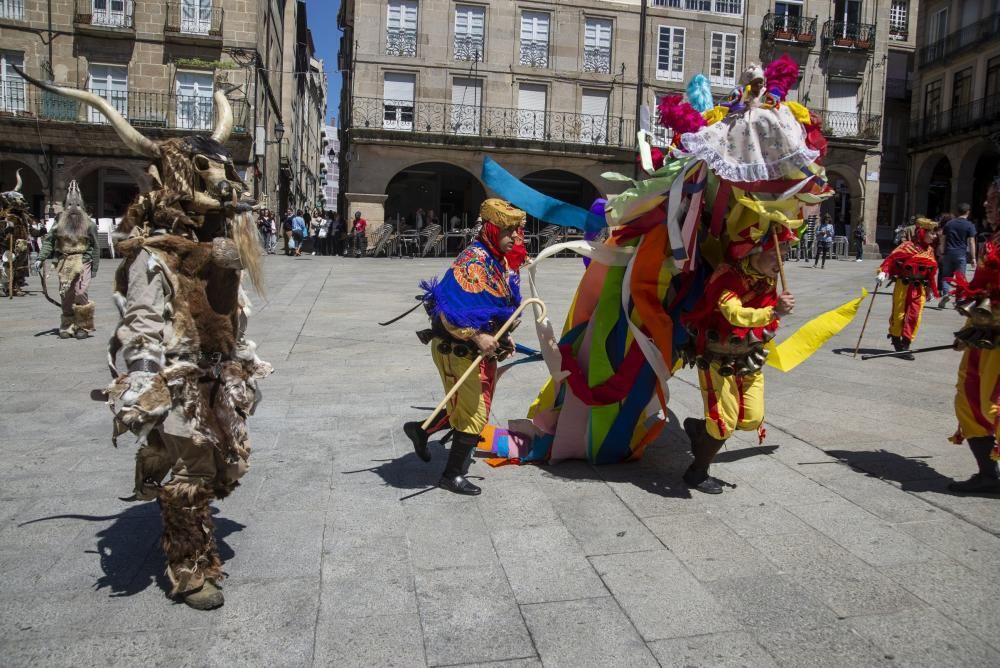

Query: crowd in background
[255,209,370,257]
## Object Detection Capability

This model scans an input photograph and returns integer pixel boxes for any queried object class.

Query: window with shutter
[383,72,415,130]
[520,11,549,67]
[88,63,128,123]
[176,71,214,130]
[826,81,859,136]
[656,26,684,82]
[709,32,738,87]
[580,88,609,144]
[517,83,546,139]
[386,0,418,57]
[0,51,24,113]
[583,18,612,74]
[454,5,485,62]
[451,77,482,135]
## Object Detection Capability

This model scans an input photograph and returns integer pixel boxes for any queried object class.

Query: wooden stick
[861,344,954,360]
[421,298,547,432]
[773,225,788,293]
[852,279,882,358]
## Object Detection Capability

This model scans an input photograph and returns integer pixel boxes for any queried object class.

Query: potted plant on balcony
[774,27,795,41]
[835,35,855,47]
[855,36,873,49]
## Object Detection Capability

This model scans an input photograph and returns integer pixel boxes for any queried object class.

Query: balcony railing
[386,28,417,57]
[761,13,818,46]
[350,96,634,149]
[910,94,1000,145]
[75,0,135,30]
[583,45,611,74]
[822,20,876,51]
[815,109,881,141]
[0,84,248,136]
[519,41,549,68]
[165,2,223,38]
[454,35,484,62]
[0,0,24,20]
[918,12,1000,69]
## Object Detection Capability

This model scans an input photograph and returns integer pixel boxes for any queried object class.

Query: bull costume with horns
[36,181,99,338]
[1,170,34,297]
[17,67,271,610]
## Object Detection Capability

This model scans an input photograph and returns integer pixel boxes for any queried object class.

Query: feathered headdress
[686,74,714,113]
[763,55,799,101]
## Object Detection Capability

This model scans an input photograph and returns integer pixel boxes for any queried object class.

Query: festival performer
[680,225,796,494]
[497,57,837,470]
[35,181,99,339]
[1,171,33,297]
[876,217,939,361]
[947,177,1000,494]
[18,67,271,609]
[402,198,525,495]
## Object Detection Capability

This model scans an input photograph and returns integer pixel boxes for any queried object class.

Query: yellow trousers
[697,364,765,440]
[888,280,926,341]
[431,342,497,435]
[954,347,1000,440]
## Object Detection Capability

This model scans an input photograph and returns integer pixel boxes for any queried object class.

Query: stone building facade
[908,0,1000,225]
[321,122,340,212]
[337,0,894,255]
[0,0,324,221]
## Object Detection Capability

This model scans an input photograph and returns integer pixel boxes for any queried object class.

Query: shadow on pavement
[823,448,971,494]
[831,347,892,356]
[19,505,244,597]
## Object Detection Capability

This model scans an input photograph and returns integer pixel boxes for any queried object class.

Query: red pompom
[763,55,799,101]
[657,94,707,137]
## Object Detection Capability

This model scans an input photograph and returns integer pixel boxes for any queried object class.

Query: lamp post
[264,122,286,214]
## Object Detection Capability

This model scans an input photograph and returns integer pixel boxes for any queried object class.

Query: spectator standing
[814,214,834,268]
[283,209,294,255]
[291,210,306,257]
[256,210,270,254]
[329,212,344,256]
[938,203,977,307]
[311,209,326,256]
[853,223,866,262]
[268,214,277,254]
[415,208,424,231]
[350,210,367,257]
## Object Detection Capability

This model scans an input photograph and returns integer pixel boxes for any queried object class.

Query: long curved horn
[14,169,22,192]
[211,87,233,144]
[13,65,160,159]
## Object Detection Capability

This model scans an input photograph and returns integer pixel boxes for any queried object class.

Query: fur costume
[18,67,270,600]
[1,170,34,297]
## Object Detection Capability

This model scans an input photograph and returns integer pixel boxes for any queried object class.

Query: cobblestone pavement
[1,254,999,667]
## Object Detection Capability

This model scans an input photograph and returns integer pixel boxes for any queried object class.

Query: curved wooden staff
[38,262,62,308]
[420,297,547,431]
[852,278,883,358]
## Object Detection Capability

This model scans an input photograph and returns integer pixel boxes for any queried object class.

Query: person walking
[291,209,306,257]
[282,210,294,255]
[938,203,977,308]
[853,223,866,262]
[814,214,834,268]
[350,210,367,257]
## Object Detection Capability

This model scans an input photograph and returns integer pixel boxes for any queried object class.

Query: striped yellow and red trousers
[954,347,1000,441]
[697,364,765,441]
[888,280,927,341]
[431,342,497,435]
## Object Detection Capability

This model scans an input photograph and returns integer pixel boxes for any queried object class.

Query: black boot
[403,421,432,462]
[899,338,915,361]
[682,418,726,494]
[890,335,902,352]
[438,432,481,495]
[949,436,1000,494]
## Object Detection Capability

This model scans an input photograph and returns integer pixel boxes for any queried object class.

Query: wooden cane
[773,225,788,293]
[420,297,547,432]
[852,279,882,358]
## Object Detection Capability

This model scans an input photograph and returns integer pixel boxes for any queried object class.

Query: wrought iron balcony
[918,12,1000,68]
[519,41,549,68]
[454,35,484,62]
[386,29,417,57]
[821,20,876,51]
[350,96,634,149]
[910,94,1000,145]
[761,13,817,46]
[815,109,881,141]
[0,84,249,136]
[165,2,224,38]
[0,0,24,21]
[75,0,135,31]
[583,46,611,74]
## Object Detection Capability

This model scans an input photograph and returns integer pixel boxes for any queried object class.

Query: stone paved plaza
[2,254,1000,667]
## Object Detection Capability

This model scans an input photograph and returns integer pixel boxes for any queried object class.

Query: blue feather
[686,74,714,113]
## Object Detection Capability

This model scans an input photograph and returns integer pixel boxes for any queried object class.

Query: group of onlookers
[255,209,370,257]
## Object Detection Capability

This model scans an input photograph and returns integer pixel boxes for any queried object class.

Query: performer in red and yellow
[948,178,1000,494]
[403,199,525,495]
[877,217,939,361]
[680,219,797,494]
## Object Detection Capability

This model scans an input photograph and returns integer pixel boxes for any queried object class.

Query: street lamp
[265,122,286,212]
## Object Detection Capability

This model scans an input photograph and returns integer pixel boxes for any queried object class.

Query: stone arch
[958,141,1000,222]
[383,161,486,232]
[0,159,47,219]
[820,165,863,236]
[66,158,150,193]
[520,169,600,210]
[73,164,144,219]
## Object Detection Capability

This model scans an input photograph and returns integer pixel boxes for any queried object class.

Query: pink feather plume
[763,55,799,100]
[657,94,707,137]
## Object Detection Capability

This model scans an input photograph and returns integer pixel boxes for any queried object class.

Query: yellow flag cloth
[765,288,869,372]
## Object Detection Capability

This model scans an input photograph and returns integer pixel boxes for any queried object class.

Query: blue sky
[306,0,342,125]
